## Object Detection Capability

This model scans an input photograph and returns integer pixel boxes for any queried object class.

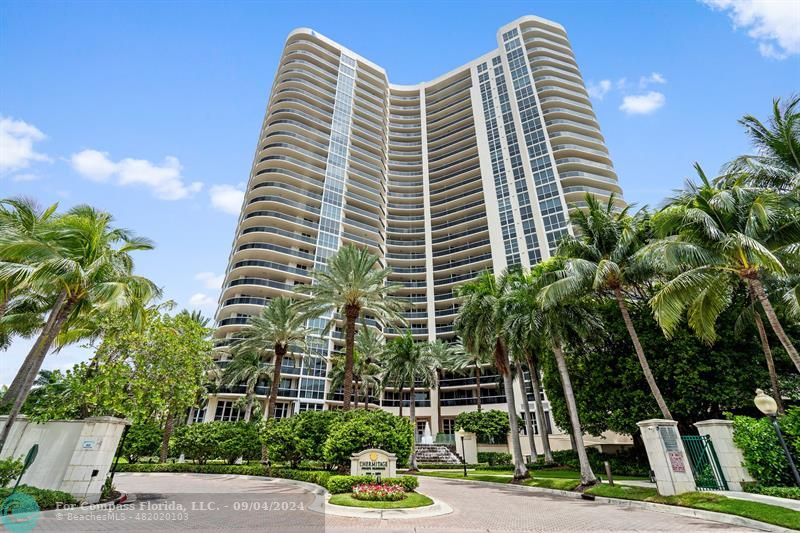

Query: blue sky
[1,0,798,385]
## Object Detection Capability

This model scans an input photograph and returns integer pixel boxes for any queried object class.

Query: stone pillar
[695,419,753,491]
[455,429,478,464]
[637,419,696,496]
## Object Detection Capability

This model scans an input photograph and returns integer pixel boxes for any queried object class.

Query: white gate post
[695,419,753,491]
[637,419,696,495]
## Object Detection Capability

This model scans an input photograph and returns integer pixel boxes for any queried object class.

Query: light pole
[456,428,467,477]
[754,388,800,487]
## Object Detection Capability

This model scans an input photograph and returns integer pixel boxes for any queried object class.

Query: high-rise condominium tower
[204,15,624,442]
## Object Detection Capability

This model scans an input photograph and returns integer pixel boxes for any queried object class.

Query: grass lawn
[523,477,581,491]
[328,492,434,509]
[587,484,800,530]
[415,471,512,483]
[416,470,580,490]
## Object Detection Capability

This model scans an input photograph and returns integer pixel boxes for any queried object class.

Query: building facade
[203,16,625,450]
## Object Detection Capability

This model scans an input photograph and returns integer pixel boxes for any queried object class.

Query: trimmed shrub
[173,423,218,464]
[531,448,649,477]
[478,452,512,466]
[744,484,800,500]
[733,410,800,486]
[327,475,418,494]
[323,410,413,468]
[120,424,162,464]
[0,457,24,487]
[294,410,342,462]
[260,418,302,467]
[0,485,77,510]
[216,422,260,464]
[455,410,510,444]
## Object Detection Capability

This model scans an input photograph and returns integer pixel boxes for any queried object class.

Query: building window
[298,402,323,412]
[441,418,456,435]
[273,402,291,419]
[191,407,206,424]
[214,401,242,422]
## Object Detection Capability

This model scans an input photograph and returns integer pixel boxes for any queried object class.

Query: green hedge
[478,452,512,466]
[744,484,800,500]
[454,410,510,444]
[327,475,418,494]
[173,422,260,465]
[0,485,77,510]
[323,410,414,468]
[531,449,649,477]
[733,408,800,486]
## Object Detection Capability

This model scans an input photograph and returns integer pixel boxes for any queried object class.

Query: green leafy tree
[323,410,413,470]
[292,410,342,462]
[455,271,527,480]
[260,418,303,467]
[0,204,160,448]
[383,332,439,471]
[539,196,672,419]
[295,244,405,410]
[424,339,454,433]
[454,410,510,444]
[646,168,800,369]
[329,326,384,408]
[540,297,782,437]
[121,424,162,463]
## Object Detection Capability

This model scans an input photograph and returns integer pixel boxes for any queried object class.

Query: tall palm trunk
[614,289,672,420]
[526,352,553,463]
[751,278,800,371]
[243,389,254,422]
[261,343,286,464]
[497,341,527,480]
[160,409,174,463]
[436,369,443,434]
[552,342,596,485]
[341,305,359,410]
[516,359,537,461]
[474,364,482,412]
[408,379,418,472]
[265,344,286,420]
[1,292,71,450]
[354,378,359,409]
[753,310,784,414]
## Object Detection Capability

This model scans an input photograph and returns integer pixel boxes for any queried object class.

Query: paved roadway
[27,473,755,532]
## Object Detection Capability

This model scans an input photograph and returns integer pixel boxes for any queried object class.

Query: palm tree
[383,333,438,472]
[0,204,160,449]
[424,339,453,434]
[222,348,274,421]
[177,309,211,328]
[328,329,383,409]
[505,272,557,464]
[234,297,310,420]
[645,168,800,370]
[295,244,405,410]
[539,195,672,419]
[449,339,491,413]
[455,271,528,480]
[724,95,799,192]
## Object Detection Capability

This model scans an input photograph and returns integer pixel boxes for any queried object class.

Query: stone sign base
[350,448,397,479]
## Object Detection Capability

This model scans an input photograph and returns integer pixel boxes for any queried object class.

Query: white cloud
[639,72,667,87]
[701,0,800,59]
[188,292,216,311]
[209,184,245,215]
[70,149,117,181]
[586,80,612,100]
[195,271,225,290]
[0,116,50,172]
[620,92,666,115]
[70,149,202,200]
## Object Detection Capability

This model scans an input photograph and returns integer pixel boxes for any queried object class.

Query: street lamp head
[754,389,778,417]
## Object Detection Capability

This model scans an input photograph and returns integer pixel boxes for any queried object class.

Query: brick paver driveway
[28,473,754,532]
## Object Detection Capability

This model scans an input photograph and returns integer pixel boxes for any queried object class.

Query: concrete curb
[419,476,791,532]
[320,496,452,520]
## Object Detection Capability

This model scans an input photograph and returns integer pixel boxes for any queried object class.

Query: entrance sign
[350,449,397,478]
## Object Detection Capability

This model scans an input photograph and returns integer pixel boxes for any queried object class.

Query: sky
[1,0,799,385]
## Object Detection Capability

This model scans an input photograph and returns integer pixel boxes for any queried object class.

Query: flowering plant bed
[352,482,406,501]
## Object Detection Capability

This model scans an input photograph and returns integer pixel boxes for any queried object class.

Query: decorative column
[637,419,696,495]
[695,419,753,491]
